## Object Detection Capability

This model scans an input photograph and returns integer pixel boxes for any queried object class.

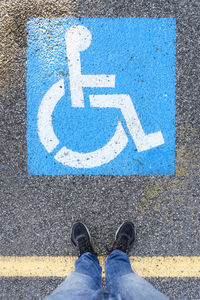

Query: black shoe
[111,221,136,254]
[71,222,96,257]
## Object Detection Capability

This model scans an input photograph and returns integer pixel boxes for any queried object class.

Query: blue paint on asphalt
[27,18,176,175]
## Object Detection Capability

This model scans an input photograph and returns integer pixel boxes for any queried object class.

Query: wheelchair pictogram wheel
[37,79,128,168]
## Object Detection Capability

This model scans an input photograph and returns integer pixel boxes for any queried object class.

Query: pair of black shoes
[71,221,136,257]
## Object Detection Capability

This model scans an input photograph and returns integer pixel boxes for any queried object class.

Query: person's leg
[105,222,169,300]
[45,252,102,300]
[106,250,168,300]
[45,222,102,300]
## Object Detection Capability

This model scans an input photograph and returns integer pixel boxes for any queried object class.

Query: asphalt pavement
[0,0,200,299]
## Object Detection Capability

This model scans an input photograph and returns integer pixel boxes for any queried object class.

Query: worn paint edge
[0,256,199,278]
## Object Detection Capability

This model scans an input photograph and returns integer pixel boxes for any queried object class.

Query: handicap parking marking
[27,18,176,175]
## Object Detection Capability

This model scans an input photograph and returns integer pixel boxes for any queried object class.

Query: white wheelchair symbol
[37,25,164,168]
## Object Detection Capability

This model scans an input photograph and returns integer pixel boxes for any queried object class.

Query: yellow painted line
[0,256,199,278]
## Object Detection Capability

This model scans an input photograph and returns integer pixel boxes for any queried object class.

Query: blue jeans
[45,250,168,300]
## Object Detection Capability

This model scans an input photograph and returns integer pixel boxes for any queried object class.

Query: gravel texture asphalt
[0,0,200,299]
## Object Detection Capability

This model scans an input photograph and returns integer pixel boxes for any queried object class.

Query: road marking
[37,25,164,169]
[27,18,176,175]
[0,256,199,278]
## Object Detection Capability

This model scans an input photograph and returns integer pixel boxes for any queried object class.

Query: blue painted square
[27,18,176,175]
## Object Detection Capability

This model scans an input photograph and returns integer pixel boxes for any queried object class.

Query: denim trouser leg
[45,252,103,300]
[105,250,169,300]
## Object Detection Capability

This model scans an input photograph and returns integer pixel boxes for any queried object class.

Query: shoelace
[77,236,90,256]
[106,235,130,255]
[116,235,129,253]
